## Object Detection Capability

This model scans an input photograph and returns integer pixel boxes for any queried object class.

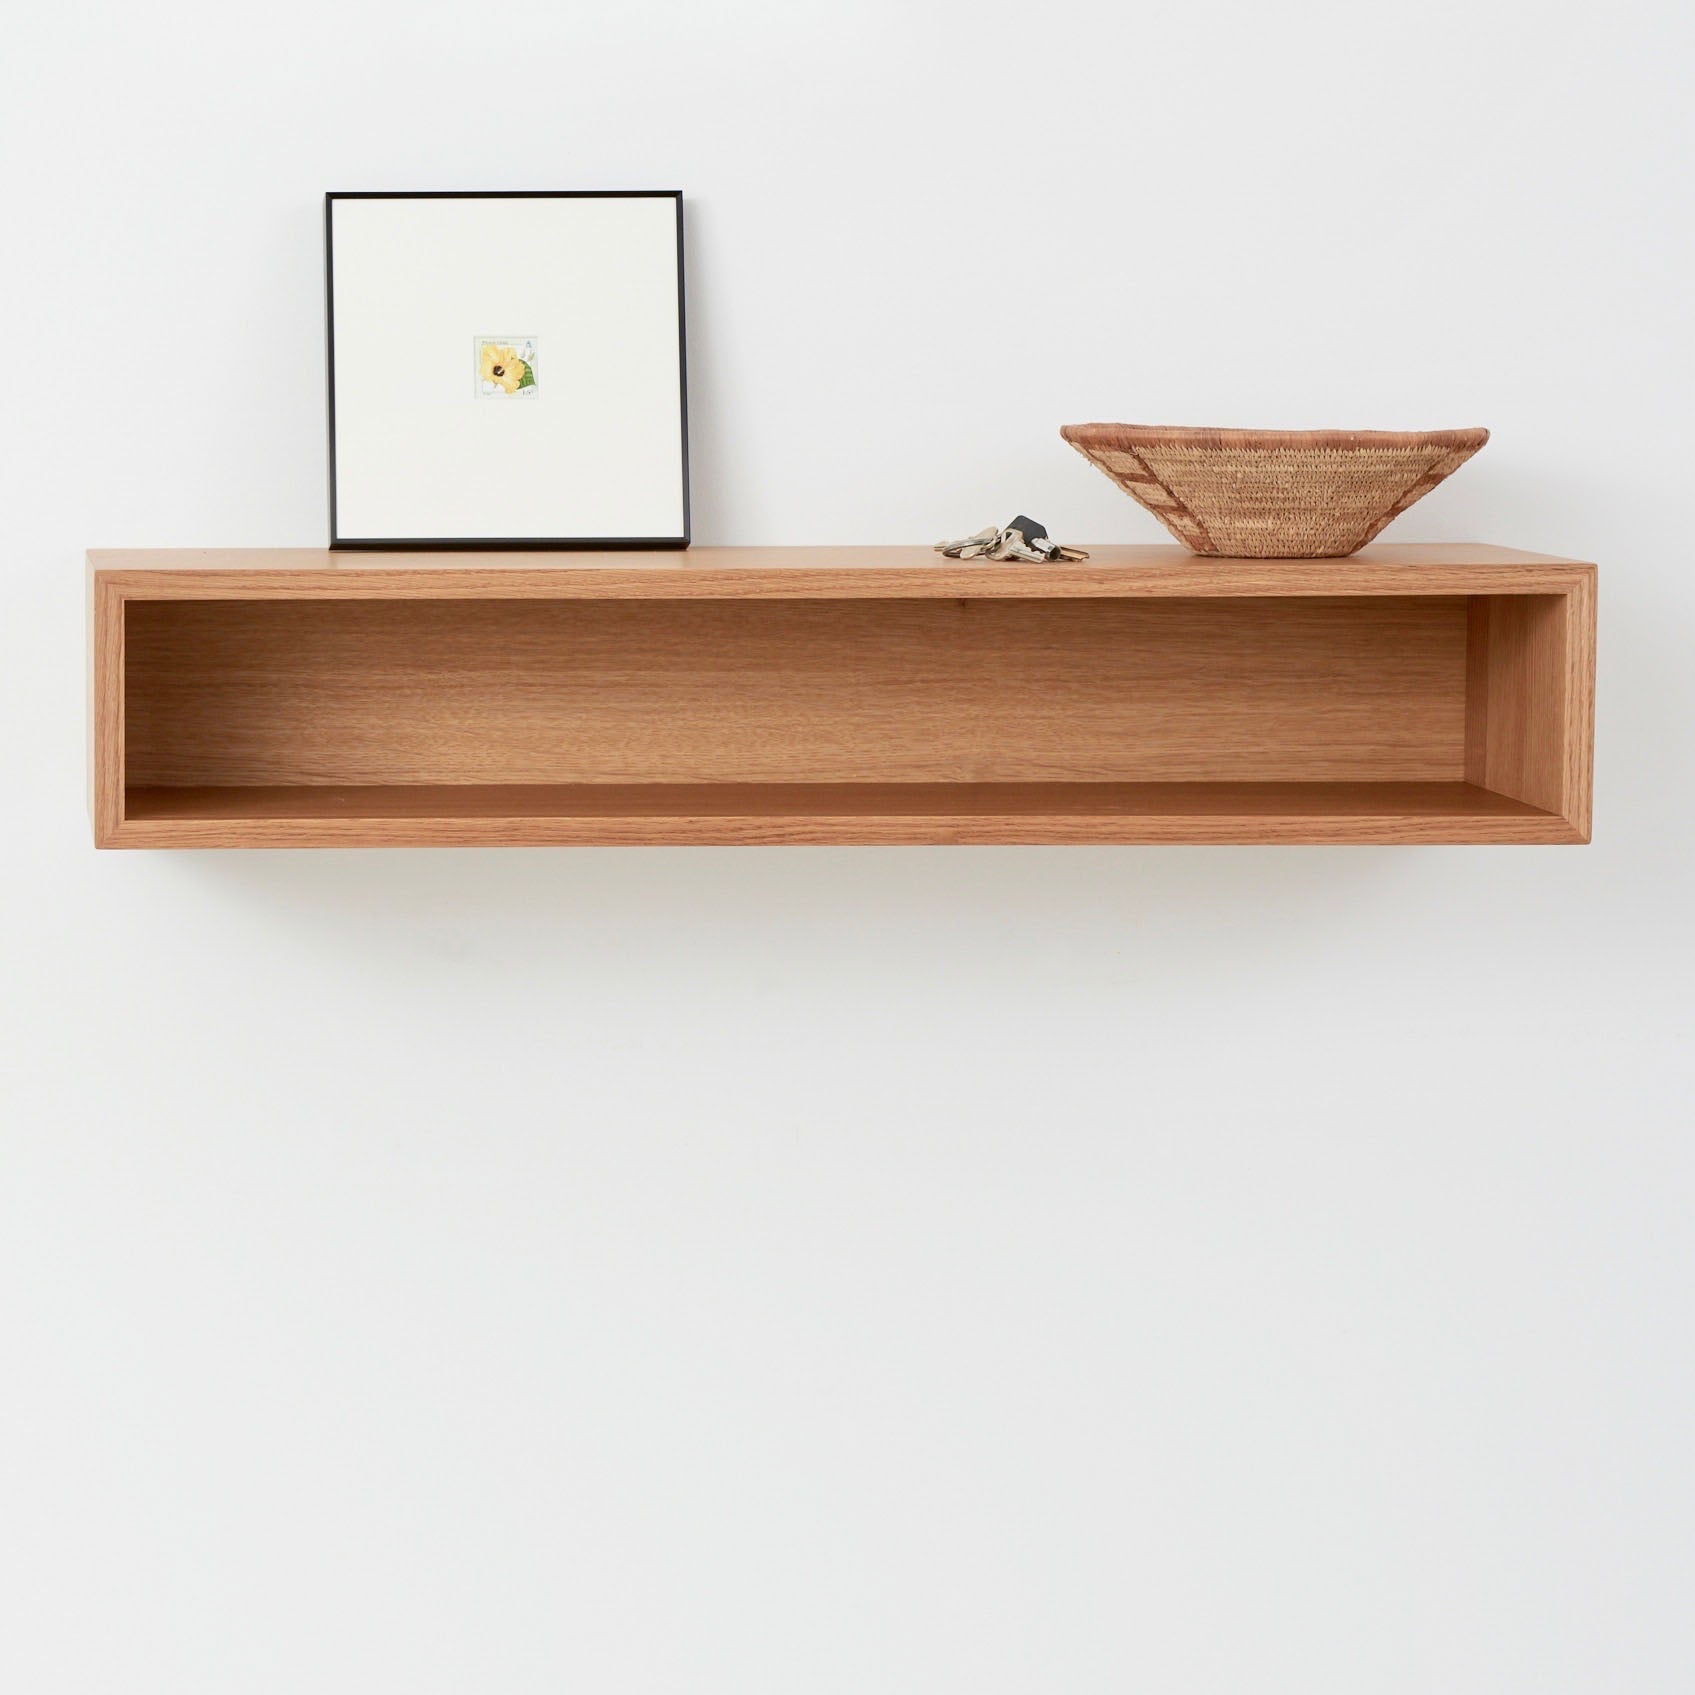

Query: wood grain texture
[89,571,124,847]
[1463,581,1595,837]
[1563,570,1597,841]
[88,544,1593,603]
[116,782,1576,848]
[89,545,1596,849]
[124,596,1469,788]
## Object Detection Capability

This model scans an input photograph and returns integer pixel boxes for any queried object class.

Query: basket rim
[1060,424,1490,453]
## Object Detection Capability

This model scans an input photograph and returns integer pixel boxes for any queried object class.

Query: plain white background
[2,2,1692,1692]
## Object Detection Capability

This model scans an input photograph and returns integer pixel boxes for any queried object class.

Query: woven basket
[1060,425,1489,557]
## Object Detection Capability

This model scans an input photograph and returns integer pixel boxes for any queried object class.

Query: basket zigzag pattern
[1061,426,1489,558]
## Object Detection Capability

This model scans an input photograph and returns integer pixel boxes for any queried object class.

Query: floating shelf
[89,545,1595,848]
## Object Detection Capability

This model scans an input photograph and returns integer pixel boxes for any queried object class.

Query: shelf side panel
[89,577,125,846]
[1465,587,1594,835]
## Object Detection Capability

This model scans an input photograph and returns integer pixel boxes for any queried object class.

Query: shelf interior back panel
[124,595,1470,788]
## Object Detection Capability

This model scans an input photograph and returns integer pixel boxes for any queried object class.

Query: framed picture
[325,191,689,550]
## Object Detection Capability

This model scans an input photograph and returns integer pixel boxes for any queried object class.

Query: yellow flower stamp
[476,337,537,397]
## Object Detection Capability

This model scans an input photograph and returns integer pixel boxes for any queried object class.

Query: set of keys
[934,516,1089,562]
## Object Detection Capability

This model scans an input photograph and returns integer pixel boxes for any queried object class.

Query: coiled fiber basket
[1060,425,1489,558]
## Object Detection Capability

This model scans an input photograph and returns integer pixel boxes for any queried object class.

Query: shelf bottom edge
[108,782,1579,846]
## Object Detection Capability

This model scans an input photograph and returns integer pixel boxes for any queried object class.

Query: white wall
[4,1,1692,1691]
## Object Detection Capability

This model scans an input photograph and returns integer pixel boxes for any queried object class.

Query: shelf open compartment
[90,546,1594,846]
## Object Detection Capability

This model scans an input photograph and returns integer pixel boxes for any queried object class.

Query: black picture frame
[324,190,690,551]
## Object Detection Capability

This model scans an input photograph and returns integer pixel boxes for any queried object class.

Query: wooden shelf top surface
[89,543,1595,600]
